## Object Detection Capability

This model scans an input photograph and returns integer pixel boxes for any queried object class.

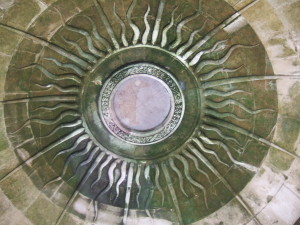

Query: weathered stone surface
[0,0,299,224]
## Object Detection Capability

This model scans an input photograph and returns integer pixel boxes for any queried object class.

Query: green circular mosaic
[1,0,282,224]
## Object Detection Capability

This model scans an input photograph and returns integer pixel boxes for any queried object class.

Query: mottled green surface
[0,0,299,225]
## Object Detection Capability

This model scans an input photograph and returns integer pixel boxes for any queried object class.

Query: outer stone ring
[2,0,299,224]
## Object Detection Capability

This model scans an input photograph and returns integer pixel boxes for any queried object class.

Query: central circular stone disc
[112,74,172,132]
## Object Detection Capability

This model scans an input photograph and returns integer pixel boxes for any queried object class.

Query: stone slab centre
[112,74,172,132]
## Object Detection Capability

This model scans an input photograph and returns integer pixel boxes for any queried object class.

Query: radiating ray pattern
[1,0,299,225]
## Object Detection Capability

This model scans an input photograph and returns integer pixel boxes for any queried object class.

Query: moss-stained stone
[272,57,300,74]
[28,7,63,40]
[0,189,11,214]
[59,213,84,225]
[0,27,21,55]
[0,0,298,224]
[51,0,80,22]
[0,105,9,151]
[192,198,252,225]
[71,0,93,11]
[0,169,40,212]
[240,164,285,214]
[234,0,257,11]
[0,147,20,180]
[277,81,300,120]
[242,0,276,26]
[25,194,61,225]
[269,148,295,171]
[257,185,300,225]
[1,0,42,30]
[0,55,12,100]
[282,1,300,33]
[240,139,268,168]
[0,189,34,225]
[268,37,295,57]
[273,116,300,152]
[284,157,300,199]
[50,181,75,209]
[0,97,20,172]
[223,0,239,7]
[41,0,59,6]
[0,0,14,11]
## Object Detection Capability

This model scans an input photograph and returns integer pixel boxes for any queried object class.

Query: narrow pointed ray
[196,44,256,72]
[52,134,89,163]
[204,89,248,97]
[175,155,208,208]
[127,0,140,45]
[152,0,166,45]
[91,155,113,187]
[95,159,119,200]
[93,0,120,49]
[176,20,207,55]
[142,5,151,45]
[200,66,243,81]
[60,36,97,64]
[182,12,239,60]
[161,6,177,48]
[0,128,85,184]
[206,99,274,115]
[154,164,165,205]
[202,74,300,88]
[83,15,112,52]
[49,180,64,200]
[0,23,90,69]
[206,109,248,122]
[201,124,241,146]
[182,0,261,60]
[115,161,127,201]
[70,147,100,180]
[93,200,98,222]
[61,141,93,178]
[42,175,64,192]
[20,64,82,83]
[32,103,78,113]
[1,96,77,105]
[135,164,142,208]
[74,151,105,182]
[35,83,80,93]
[189,39,228,66]
[13,137,34,149]
[31,110,80,125]
[55,148,104,225]
[168,158,188,197]
[44,57,86,76]
[123,163,134,225]
[113,3,129,47]
[187,144,262,225]
[192,137,229,167]
[65,25,105,58]
[170,0,201,50]
[200,135,258,172]
[161,163,184,225]
[205,117,300,158]
[183,150,212,183]
[7,119,31,135]
[8,110,80,135]
[144,164,154,218]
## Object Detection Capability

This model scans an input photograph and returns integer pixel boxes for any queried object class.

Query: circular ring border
[81,45,202,161]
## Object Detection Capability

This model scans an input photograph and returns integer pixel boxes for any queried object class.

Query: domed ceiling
[0,0,299,224]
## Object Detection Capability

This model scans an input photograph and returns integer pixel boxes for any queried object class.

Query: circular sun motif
[98,63,185,145]
[2,0,295,224]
